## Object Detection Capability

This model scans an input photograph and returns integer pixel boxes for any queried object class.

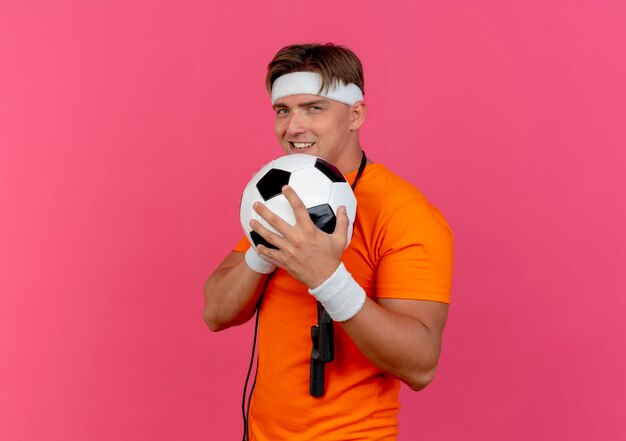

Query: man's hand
[250,185,349,289]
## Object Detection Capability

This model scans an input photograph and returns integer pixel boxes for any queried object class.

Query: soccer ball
[240,154,357,255]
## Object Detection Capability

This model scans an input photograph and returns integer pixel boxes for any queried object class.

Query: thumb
[333,205,350,245]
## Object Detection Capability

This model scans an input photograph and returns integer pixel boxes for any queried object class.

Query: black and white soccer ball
[240,154,357,256]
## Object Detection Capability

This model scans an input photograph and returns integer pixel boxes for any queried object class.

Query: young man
[204,43,453,440]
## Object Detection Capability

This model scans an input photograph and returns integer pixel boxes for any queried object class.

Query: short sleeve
[375,199,454,303]
[233,236,251,253]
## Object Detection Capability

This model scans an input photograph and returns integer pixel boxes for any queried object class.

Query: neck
[333,145,365,175]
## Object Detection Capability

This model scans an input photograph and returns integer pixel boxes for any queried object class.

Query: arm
[202,250,269,332]
[251,185,449,390]
[341,297,448,391]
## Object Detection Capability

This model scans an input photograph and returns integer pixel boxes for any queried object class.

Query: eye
[309,106,322,112]
[275,108,288,115]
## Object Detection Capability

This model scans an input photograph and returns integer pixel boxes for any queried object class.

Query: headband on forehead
[271,71,364,106]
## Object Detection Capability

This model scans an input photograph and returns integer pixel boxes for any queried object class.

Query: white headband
[271,71,364,105]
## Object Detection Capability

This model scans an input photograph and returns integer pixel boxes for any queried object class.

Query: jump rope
[241,152,367,441]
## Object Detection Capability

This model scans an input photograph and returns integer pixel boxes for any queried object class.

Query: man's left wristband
[308,263,366,322]
[244,247,276,274]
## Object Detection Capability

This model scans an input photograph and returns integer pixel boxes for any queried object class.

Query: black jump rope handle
[309,151,365,398]
[310,301,334,397]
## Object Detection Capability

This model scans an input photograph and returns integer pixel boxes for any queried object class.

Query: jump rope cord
[241,150,367,440]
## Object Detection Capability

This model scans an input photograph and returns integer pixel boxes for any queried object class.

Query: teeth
[292,142,314,149]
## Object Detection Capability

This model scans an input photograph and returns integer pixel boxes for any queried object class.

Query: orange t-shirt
[234,164,454,440]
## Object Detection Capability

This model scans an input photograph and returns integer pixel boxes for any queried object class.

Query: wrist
[244,247,276,274]
[308,262,366,322]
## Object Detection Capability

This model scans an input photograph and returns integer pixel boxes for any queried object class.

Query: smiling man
[203,43,454,441]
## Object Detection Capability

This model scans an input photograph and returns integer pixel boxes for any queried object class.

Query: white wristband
[244,247,276,274]
[308,263,366,322]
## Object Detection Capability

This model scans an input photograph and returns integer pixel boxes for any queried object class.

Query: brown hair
[265,43,365,96]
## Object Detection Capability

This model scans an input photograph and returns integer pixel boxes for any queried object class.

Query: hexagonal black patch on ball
[257,169,291,201]
[250,231,278,250]
[314,159,346,183]
[307,204,337,234]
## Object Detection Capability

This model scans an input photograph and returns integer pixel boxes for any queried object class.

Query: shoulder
[358,163,453,242]
[359,164,426,205]
[360,166,454,302]
[359,164,446,219]
[359,164,424,201]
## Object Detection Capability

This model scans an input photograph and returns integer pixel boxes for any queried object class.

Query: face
[273,94,363,171]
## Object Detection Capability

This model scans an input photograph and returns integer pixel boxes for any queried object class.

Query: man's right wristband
[244,247,276,274]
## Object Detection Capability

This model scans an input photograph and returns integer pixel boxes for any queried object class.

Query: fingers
[250,202,290,250]
[252,200,294,235]
[250,221,288,252]
[281,185,313,226]
[255,245,283,268]
[253,188,349,259]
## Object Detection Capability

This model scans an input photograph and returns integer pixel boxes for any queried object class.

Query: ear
[349,101,367,130]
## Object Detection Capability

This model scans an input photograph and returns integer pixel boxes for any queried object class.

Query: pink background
[1,1,625,440]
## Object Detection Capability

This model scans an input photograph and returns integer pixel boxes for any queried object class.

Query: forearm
[307,263,447,390]
[340,298,445,390]
[203,252,268,331]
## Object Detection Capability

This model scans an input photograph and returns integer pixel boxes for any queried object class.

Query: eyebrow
[272,98,330,110]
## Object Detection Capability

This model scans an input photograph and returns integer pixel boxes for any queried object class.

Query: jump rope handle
[310,302,334,397]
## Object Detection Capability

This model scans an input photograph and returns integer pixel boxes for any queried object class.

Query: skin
[204,93,448,391]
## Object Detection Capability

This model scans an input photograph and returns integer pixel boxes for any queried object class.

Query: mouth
[289,142,316,151]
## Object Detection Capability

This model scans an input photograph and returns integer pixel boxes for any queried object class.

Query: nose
[286,111,306,136]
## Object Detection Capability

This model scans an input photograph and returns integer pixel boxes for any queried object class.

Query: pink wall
[1,1,624,440]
